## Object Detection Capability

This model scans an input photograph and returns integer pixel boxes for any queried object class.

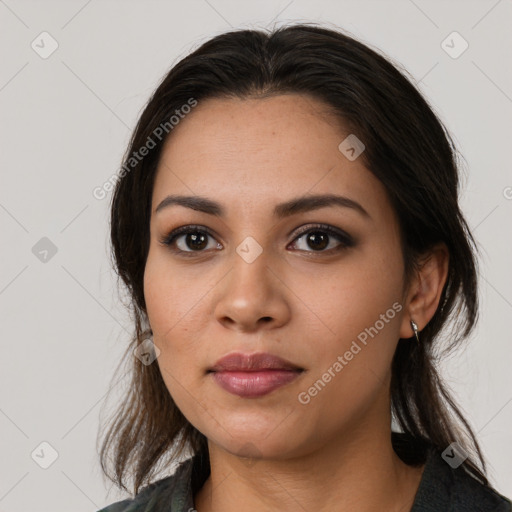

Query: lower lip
[211,370,302,398]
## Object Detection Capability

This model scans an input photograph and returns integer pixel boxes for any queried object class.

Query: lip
[208,352,304,398]
[210,352,303,372]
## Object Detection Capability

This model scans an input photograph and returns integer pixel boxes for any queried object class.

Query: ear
[399,243,450,339]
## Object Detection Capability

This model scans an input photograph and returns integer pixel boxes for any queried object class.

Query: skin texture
[143,94,449,511]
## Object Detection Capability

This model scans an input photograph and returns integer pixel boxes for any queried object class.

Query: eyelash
[159,223,355,258]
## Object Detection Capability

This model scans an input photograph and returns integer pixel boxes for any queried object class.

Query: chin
[203,423,308,462]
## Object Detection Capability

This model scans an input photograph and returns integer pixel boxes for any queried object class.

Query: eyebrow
[155,193,371,219]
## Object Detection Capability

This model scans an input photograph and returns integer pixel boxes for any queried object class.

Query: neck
[194,405,425,512]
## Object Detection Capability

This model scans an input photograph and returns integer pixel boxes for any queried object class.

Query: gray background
[1,0,511,510]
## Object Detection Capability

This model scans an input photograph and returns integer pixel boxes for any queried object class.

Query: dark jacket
[97,433,511,511]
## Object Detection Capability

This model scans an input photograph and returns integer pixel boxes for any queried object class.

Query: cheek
[143,251,214,380]
[297,250,404,395]
[143,250,204,335]
[307,259,403,340]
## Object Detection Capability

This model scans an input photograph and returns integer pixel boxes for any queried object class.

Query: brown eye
[160,223,354,257]
[181,232,209,251]
[290,224,354,253]
[303,231,329,251]
[160,226,222,254]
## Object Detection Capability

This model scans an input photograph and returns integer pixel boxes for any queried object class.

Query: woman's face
[144,94,410,460]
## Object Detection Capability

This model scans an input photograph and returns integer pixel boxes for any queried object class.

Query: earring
[410,320,420,344]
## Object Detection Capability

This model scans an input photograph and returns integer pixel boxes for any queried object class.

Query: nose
[213,247,291,333]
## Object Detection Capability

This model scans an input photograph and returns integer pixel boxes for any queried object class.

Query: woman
[97,24,511,511]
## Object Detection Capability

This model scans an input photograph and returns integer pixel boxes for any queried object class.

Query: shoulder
[448,460,511,511]
[391,432,511,512]
[96,456,195,512]
[411,443,511,511]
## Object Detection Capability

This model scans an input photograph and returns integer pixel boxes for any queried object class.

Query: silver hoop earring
[410,320,420,344]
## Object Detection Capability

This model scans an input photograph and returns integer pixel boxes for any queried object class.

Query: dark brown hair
[99,23,488,496]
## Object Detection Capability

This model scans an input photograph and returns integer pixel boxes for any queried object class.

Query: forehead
[152,94,388,222]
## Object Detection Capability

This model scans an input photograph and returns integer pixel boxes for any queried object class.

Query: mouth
[208,352,304,398]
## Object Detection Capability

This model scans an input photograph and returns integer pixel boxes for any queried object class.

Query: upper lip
[209,352,303,372]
